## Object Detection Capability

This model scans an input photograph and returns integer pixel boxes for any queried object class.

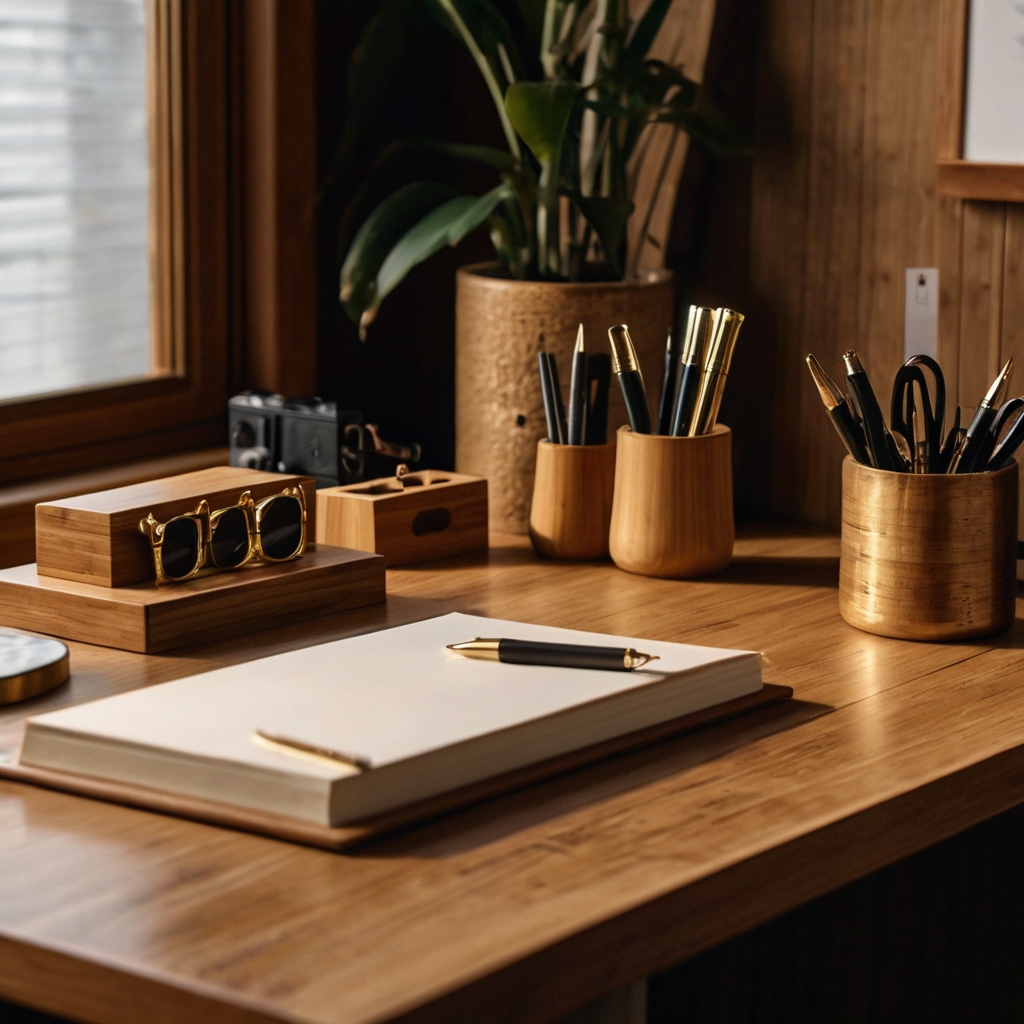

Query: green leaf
[624,0,673,60]
[340,182,457,328]
[565,191,634,277]
[505,80,580,162]
[362,182,514,335]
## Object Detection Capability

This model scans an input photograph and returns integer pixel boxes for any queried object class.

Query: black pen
[951,358,1013,473]
[655,328,677,435]
[566,324,588,445]
[670,306,714,436]
[608,324,651,434]
[806,354,870,464]
[538,352,561,444]
[585,352,611,445]
[447,637,659,671]
[842,351,900,471]
[547,352,567,444]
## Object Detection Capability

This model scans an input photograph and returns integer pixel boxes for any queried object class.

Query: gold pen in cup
[688,308,745,436]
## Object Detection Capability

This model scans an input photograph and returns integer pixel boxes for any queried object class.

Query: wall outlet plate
[904,268,939,362]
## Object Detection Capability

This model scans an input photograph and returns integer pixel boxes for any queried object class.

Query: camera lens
[161,517,200,580]
[259,496,303,560]
[211,506,250,568]
[231,420,256,448]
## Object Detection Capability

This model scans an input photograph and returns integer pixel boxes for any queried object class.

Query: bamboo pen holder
[839,457,1018,640]
[529,441,616,559]
[609,425,734,578]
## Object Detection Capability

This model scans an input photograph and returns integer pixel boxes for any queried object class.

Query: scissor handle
[904,354,946,433]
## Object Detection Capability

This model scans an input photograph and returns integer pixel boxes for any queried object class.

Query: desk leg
[552,980,646,1024]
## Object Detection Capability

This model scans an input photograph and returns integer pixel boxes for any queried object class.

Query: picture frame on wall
[937,0,1024,200]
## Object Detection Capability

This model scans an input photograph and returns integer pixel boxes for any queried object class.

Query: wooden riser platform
[0,545,385,653]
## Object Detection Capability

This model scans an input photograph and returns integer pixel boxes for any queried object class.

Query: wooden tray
[0,684,792,851]
[0,545,385,653]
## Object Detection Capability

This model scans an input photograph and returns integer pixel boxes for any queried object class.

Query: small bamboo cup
[529,441,616,559]
[609,424,734,578]
[839,457,1018,641]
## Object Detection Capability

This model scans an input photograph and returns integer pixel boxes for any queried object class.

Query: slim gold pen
[254,729,373,771]
[688,308,745,436]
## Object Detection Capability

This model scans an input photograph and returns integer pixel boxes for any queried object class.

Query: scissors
[985,398,1024,471]
[891,355,945,473]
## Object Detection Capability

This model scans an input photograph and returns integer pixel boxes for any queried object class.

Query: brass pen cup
[608,425,734,579]
[529,441,616,560]
[839,457,1018,640]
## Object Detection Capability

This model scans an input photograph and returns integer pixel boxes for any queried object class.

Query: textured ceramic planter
[455,263,675,534]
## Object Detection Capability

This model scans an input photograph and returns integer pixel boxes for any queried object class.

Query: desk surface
[2,526,1024,1024]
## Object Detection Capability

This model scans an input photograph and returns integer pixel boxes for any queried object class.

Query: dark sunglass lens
[161,517,200,580]
[260,496,303,559]
[211,506,250,568]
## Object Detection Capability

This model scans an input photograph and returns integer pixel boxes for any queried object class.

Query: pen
[567,324,588,445]
[538,351,562,444]
[608,324,651,434]
[805,354,870,464]
[447,637,659,671]
[689,308,744,435]
[671,306,714,436]
[655,328,677,435]
[254,729,373,771]
[548,352,568,444]
[951,358,1013,473]
[842,351,900,472]
[585,352,611,445]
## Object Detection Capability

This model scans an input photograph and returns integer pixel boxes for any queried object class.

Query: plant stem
[435,0,522,163]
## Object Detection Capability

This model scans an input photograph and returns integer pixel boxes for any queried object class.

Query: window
[0,0,151,401]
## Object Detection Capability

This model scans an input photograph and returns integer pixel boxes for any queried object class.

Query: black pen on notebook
[608,324,651,434]
[447,637,659,672]
[566,324,588,445]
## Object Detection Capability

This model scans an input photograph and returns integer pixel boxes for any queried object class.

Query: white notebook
[20,613,762,826]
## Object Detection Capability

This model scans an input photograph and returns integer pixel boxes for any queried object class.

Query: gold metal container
[529,441,616,560]
[608,425,734,579]
[839,457,1018,640]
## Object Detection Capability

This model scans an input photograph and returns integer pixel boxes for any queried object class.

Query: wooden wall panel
[1000,207,1024,537]
[746,0,1024,525]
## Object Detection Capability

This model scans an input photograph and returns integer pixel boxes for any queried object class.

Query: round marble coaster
[0,632,70,706]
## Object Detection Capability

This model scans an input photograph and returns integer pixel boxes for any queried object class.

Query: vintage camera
[228,391,421,487]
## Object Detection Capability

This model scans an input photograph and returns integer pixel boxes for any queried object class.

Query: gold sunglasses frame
[139,487,307,584]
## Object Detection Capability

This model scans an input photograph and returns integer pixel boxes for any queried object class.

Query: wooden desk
[2,525,1024,1024]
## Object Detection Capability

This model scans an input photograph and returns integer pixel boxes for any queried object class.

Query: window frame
[0,0,317,487]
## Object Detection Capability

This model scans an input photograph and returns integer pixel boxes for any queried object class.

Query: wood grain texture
[454,265,674,534]
[609,425,733,578]
[937,162,1024,202]
[317,470,488,566]
[746,0,1021,526]
[529,442,616,560]
[36,466,315,587]
[0,546,384,654]
[0,447,228,572]
[3,525,1024,1024]
[839,458,1018,640]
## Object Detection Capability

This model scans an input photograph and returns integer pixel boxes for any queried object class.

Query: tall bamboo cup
[529,442,616,560]
[609,425,734,578]
[839,457,1018,640]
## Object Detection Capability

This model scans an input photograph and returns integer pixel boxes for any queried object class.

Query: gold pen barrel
[688,309,744,435]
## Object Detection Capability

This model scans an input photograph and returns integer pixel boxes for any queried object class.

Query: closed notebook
[20,613,762,827]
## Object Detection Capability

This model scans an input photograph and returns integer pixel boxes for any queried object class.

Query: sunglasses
[139,488,307,583]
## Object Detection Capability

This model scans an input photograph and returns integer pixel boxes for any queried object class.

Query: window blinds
[0,0,150,402]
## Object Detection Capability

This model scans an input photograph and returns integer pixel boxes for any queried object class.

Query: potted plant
[338,0,746,532]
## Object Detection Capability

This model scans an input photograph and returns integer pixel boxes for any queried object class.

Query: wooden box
[316,470,487,566]
[0,546,384,654]
[36,466,317,587]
